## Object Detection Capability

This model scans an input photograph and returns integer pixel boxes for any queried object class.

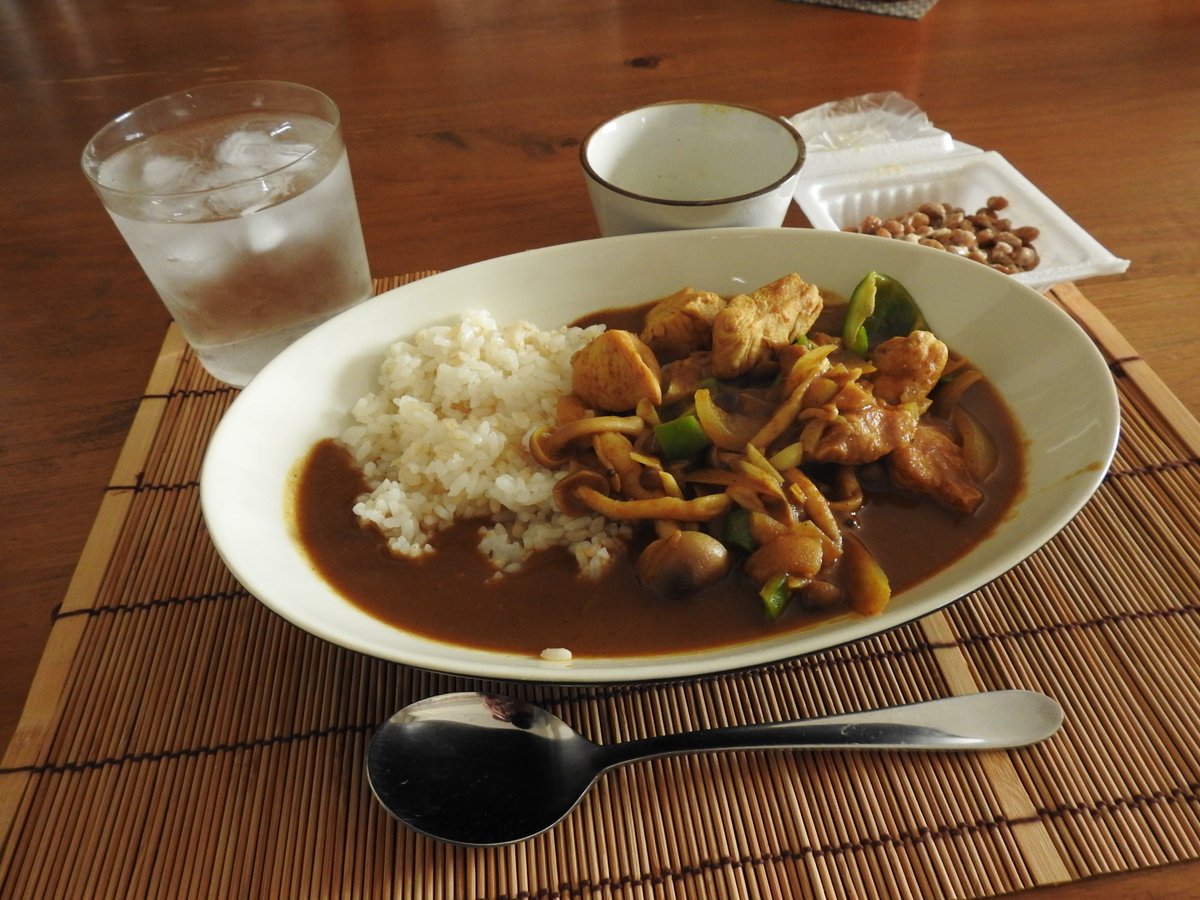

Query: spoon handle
[596,690,1062,770]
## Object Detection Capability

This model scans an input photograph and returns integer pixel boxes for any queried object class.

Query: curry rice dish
[295,272,1024,659]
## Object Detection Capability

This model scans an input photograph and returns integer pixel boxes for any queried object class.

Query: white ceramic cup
[580,100,806,237]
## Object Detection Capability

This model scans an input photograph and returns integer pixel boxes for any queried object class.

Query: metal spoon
[366,689,1063,847]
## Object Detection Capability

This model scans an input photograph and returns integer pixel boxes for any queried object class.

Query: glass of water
[82,81,373,387]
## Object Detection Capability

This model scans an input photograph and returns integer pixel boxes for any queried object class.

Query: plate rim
[200,227,1120,683]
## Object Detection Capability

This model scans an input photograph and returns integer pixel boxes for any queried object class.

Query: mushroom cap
[635,530,732,599]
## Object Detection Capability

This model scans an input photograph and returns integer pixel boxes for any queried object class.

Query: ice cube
[243,212,289,253]
[100,149,195,194]
[139,154,198,193]
[216,128,310,176]
[203,180,274,219]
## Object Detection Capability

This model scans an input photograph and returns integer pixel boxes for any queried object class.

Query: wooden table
[1,1,1197,896]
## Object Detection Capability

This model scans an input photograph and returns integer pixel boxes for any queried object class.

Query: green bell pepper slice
[653,413,712,461]
[843,271,928,356]
[723,506,755,554]
[759,573,791,619]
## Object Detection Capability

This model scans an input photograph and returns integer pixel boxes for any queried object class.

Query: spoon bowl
[366,689,1063,846]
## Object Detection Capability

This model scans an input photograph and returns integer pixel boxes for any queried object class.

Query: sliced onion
[932,368,983,417]
[953,407,999,480]
[842,532,891,617]
[694,388,758,451]
[768,441,804,471]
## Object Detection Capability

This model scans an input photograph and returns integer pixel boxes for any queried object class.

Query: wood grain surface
[2,1,1197,895]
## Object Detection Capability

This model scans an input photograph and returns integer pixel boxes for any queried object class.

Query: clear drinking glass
[82,81,373,386]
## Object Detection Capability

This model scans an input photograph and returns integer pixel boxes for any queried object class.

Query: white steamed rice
[340,309,631,578]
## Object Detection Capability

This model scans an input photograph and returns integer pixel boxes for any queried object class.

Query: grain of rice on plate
[340,310,631,579]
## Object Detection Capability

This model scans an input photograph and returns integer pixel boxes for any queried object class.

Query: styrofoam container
[789,95,1130,291]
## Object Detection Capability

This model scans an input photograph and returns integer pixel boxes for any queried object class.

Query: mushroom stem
[573,487,732,522]
[529,415,644,468]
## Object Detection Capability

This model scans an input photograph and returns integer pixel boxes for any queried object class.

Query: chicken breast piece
[711,273,822,379]
[870,331,949,409]
[570,329,662,412]
[889,423,984,513]
[806,382,919,465]
[639,287,726,361]
[659,351,715,406]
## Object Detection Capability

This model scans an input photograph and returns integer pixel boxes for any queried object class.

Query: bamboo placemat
[2,278,1199,899]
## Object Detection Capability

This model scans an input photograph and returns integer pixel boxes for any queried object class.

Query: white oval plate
[200,228,1119,682]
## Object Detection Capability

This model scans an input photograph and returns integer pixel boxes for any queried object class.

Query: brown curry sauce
[292,303,1026,658]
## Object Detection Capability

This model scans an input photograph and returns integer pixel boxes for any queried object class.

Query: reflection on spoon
[366,689,1063,847]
